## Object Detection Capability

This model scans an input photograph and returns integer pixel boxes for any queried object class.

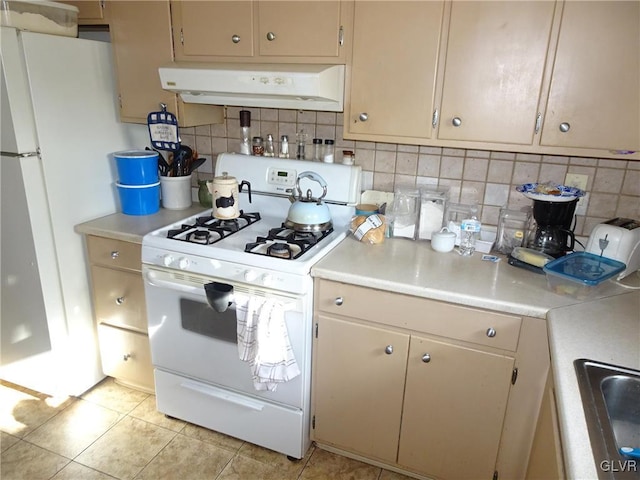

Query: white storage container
[1,0,78,37]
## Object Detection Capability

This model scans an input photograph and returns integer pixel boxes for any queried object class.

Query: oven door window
[180,298,237,344]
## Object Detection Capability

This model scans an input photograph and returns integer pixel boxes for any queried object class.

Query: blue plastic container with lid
[114,150,159,185]
[543,252,626,299]
[116,181,160,215]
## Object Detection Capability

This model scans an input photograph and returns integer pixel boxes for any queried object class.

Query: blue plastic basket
[116,182,160,215]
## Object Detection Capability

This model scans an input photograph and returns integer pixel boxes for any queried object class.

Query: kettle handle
[239,180,252,203]
[295,171,328,202]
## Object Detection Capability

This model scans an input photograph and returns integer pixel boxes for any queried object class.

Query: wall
[180,106,640,237]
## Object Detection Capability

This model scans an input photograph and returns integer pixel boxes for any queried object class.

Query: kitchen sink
[574,359,640,480]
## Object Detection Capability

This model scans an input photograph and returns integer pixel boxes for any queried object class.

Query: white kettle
[285,172,332,232]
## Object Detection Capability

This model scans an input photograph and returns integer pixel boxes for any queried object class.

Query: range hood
[158,63,345,112]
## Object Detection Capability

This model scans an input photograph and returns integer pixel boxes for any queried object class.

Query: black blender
[517,183,584,258]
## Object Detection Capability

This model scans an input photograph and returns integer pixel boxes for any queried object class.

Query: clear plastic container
[444,202,478,246]
[418,186,449,240]
[543,252,626,299]
[459,217,482,256]
[1,0,78,37]
[389,187,420,239]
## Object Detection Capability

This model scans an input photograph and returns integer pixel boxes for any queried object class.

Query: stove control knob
[244,270,258,281]
[162,255,174,267]
[262,273,273,286]
[178,257,190,269]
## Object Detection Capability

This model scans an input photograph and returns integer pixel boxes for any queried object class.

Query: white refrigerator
[0,26,149,396]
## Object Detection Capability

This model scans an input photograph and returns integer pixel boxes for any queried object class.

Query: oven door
[142,264,310,409]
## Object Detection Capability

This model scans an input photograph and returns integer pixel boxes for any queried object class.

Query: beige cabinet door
[59,1,108,24]
[346,1,444,141]
[312,315,409,463]
[172,1,254,58]
[540,1,640,152]
[256,1,342,58]
[398,335,514,480]
[109,1,177,124]
[437,1,556,145]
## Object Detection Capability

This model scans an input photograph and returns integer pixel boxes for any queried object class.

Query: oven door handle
[143,269,207,296]
[180,380,265,411]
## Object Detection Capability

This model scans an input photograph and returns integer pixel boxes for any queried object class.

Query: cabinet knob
[115,296,125,306]
[334,297,343,306]
[559,122,570,133]
[358,112,368,122]
[123,353,131,361]
[111,251,119,259]
[266,31,276,41]
[422,353,431,363]
[385,345,393,355]
[452,117,462,127]
[231,34,241,44]
[486,327,496,338]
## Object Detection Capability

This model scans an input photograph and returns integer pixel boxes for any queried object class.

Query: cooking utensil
[285,171,332,232]
[207,172,251,219]
[187,156,206,174]
[146,146,170,176]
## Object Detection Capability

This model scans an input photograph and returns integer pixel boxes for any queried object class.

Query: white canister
[208,173,239,219]
[160,174,192,210]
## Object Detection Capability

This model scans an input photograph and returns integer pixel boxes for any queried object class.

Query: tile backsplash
[180,106,639,237]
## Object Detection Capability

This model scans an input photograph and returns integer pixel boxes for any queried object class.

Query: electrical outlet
[575,192,589,216]
[565,173,588,191]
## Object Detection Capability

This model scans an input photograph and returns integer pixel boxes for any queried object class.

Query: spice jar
[312,138,323,162]
[323,139,335,163]
[342,150,355,165]
[252,136,264,156]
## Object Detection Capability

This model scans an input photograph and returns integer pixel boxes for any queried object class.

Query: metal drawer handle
[334,297,343,306]
[422,353,431,363]
[111,251,119,259]
[123,353,131,361]
[385,345,393,355]
[452,117,462,127]
[266,31,276,41]
[231,34,240,43]
[116,296,125,306]
[486,327,496,338]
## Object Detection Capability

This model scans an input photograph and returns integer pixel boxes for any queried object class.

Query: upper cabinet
[539,1,640,153]
[59,1,109,25]
[108,1,223,126]
[346,1,445,141]
[171,0,352,63]
[436,1,556,145]
[344,0,639,160]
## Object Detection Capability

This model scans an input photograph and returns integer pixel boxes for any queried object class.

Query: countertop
[548,292,640,480]
[312,236,640,479]
[311,236,632,318]
[74,203,208,244]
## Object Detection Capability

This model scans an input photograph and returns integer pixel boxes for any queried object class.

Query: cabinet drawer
[87,235,141,271]
[91,265,147,332]
[316,280,522,351]
[97,324,154,393]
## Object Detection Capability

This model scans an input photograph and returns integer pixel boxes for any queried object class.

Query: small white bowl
[431,227,456,253]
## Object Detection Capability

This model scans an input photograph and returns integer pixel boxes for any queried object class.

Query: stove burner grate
[168,211,261,245]
[245,224,333,260]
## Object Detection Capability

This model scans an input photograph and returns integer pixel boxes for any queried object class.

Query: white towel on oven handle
[235,294,300,392]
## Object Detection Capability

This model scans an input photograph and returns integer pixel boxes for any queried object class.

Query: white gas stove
[141,153,361,458]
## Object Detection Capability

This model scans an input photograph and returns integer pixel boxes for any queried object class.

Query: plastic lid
[324,139,334,145]
[543,252,626,286]
[313,138,323,144]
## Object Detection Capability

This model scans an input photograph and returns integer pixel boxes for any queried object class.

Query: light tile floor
[0,378,413,480]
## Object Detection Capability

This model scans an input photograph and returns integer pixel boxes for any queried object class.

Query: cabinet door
[437,1,556,145]
[540,1,640,152]
[109,1,178,123]
[59,1,108,24]
[347,1,444,140]
[172,1,254,58]
[398,335,514,480]
[312,316,409,463]
[257,1,342,58]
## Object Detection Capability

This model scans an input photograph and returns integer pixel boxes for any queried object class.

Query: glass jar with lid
[444,202,478,246]
[418,186,449,240]
[495,206,532,254]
